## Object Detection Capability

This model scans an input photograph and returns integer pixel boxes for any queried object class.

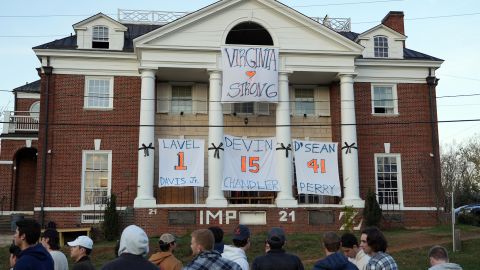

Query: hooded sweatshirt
[312,252,359,270]
[149,251,183,270]
[101,225,157,270]
[222,245,249,270]
[14,243,54,270]
[429,263,463,270]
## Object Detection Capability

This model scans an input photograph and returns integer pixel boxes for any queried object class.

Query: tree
[102,194,119,241]
[363,189,382,227]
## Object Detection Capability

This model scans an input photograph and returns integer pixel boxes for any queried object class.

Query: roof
[13,80,41,93]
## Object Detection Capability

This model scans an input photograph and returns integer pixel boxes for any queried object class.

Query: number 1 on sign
[307,159,326,173]
[175,152,187,170]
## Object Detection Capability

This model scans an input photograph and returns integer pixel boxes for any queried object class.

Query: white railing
[118,9,189,25]
[311,17,351,32]
[1,111,39,134]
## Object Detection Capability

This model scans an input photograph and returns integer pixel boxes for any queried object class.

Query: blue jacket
[312,252,358,270]
[14,244,54,270]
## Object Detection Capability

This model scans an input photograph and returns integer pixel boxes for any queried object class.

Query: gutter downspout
[40,61,53,228]
[426,68,441,223]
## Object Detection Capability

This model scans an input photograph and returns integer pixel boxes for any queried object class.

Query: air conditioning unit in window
[81,213,104,224]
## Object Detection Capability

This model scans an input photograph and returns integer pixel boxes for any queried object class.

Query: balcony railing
[1,111,39,134]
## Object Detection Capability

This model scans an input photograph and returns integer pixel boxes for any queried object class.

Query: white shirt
[50,250,69,270]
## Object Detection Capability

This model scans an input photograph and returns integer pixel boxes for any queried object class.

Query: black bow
[208,142,224,159]
[341,142,358,154]
[139,143,155,157]
[276,143,292,158]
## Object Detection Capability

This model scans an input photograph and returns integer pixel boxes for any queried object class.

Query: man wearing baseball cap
[252,227,304,270]
[149,233,183,270]
[222,224,251,270]
[67,235,95,270]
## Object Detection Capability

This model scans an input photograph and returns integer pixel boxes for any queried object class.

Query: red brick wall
[36,74,140,208]
[15,98,39,112]
[381,12,405,35]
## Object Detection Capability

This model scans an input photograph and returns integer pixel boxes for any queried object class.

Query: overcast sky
[1,0,479,147]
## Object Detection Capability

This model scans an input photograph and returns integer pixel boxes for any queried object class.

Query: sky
[1,0,479,148]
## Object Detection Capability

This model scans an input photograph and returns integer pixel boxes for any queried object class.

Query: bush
[363,189,382,227]
[458,212,480,226]
[341,206,356,232]
[102,194,119,241]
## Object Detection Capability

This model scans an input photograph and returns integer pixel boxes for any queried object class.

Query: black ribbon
[208,142,224,159]
[276,143,292,158]
[341,142,358,154]
[139,143,155,157]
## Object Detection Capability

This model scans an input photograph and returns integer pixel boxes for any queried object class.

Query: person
[359,227,398,270]
[428,245,462,270]
[208,226,225,254]
[222,224,251,270]
[13,219,54,270]
[101,225,158,270]
[149,233,183,270]
[9,243,21,270]
[251,227,304,270]
[341,233,370,270]
[312,232,358,270]
[40,228,68,270]
[67,235,96,270]
[184,229,242,270]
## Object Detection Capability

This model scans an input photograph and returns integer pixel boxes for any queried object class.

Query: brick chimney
[381,11,404,35]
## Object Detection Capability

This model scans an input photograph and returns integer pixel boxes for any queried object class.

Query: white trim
[356,58,443,67]
[371,83,398,115]
[0,137,38,140]
[34,206,126,211]
[0,161,14,165]
[381,206,443,211]
[84,76,114,109]
[81,150,112,206]
[0,211,34,215]
[374,153,404,207]
[17,93,40,99]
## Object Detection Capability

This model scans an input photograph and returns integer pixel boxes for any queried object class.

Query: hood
[118,225,149,257]
[214,242,224,253]
[222,245,246,261]
[314,252,350,270]
[429,263,463,270]
[149,251,173,265]
[19,243,51,261]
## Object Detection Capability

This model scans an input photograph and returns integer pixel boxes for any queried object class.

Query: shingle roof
[403,48,443,61]
[13,80,41,93]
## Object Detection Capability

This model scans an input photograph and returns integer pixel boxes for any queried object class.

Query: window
[374,36,388,58]
[92,25,109,49]
[372,84,397,115]
[84,77,113,109]
[171,86,193,114]
[234,102,254,114]
[375,154,402,205]
[82,151,111,206]
[295,89,314,115]
[29,101,40,118]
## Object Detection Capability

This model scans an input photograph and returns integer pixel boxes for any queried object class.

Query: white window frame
[170,85,193,114]
[84,76,114,110]
[81,150,112,206]
[294,88,315,116]
[92,25,109,49]
[374,153,403,207]
[29,101,40,118]
[374,35,388,58]
[371,84,398,115]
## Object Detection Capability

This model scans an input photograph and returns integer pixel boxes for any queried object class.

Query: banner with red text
[158,139,204,187]
[222,135,279,191]
[293,140,341,196]
[221,46,279,103]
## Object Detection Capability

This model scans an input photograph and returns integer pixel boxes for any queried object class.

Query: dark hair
[341,233,359,248]
[9,244,21,257]
[41,228,60,250]
[84,247,92,256]
[266,240,284,249]
[159,240,175,252]
[192,229,214,251]
[232,239,248,248]
[323,232,341,252]
[16,219,41,245]
[428,245,449,262]
[114,240,120,258]
[208,226,224,243]
[361,227,387,253]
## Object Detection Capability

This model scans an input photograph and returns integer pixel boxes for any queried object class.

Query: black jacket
[312,252,359,270]
[14,244,54,270]
[101,253,158,270]
[73,256,96,270]
[252,249,304,270]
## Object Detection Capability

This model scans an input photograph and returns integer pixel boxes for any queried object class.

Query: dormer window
[92,25,109,49]
[374,35,388,58]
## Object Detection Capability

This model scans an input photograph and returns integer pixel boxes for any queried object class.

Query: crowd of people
[8,218,463,270]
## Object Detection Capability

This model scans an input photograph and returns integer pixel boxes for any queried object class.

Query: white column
[206,70,228,207]
[275,72,297,208]
[134,69,157,208]
[339,74,364,208]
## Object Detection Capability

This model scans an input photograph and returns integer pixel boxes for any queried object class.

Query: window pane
[171,86,192,113]
[234,102,254,114]
[295,89,314,115]
[93,26,109,41]
[373,86,394,114]
[376,155,400,205]
[87,79,111,108]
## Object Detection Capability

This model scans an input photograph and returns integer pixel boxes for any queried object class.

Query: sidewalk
[0,233,12,247]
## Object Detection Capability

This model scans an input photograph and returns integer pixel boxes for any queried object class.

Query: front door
[14,148,37,211]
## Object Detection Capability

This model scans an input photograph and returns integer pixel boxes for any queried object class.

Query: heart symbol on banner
[246,71,256,78]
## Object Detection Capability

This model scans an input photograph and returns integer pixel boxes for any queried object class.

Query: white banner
[222,135,279,191]
[293,140,341,196]
[221,46,279,103]
[158,139,204,187]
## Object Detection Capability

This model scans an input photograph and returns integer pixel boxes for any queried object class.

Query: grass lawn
[1,224,479,269]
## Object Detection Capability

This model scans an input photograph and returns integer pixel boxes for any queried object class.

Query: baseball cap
[267,227,285,245]
[159,233,176,244]
[67,235,93,249]
[232,224,250,241]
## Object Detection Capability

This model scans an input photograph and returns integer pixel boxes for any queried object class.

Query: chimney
[381,11,404,35]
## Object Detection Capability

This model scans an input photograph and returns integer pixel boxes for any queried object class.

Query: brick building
[0,0,443,235]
